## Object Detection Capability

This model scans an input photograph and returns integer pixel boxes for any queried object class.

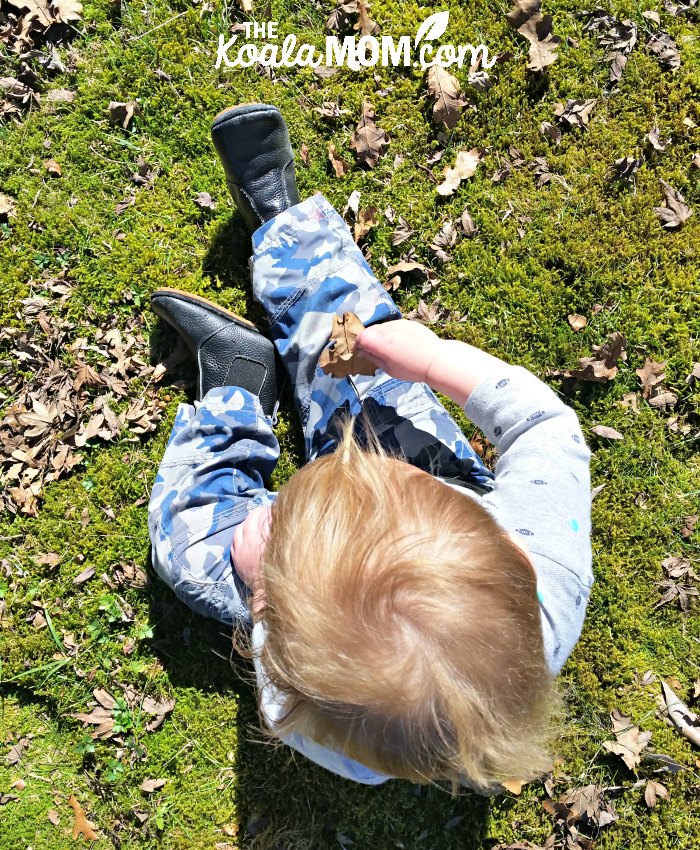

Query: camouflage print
[252,194,495,480]
[148,387,279,627]
[149,193,493,627]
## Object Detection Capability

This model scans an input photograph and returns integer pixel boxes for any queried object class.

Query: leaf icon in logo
[414,11,449,47]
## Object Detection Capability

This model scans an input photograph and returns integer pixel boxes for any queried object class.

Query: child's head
[257,415,558,792]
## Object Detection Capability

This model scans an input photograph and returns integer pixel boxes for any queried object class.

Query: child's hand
[354,319,441,384]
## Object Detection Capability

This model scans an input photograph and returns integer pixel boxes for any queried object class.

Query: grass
[1,0,699,847]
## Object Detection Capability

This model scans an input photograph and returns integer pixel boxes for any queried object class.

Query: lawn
[1,0,699,848]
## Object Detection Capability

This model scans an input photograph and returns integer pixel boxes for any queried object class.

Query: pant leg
[148,386,279,627]
[251,194,494,486]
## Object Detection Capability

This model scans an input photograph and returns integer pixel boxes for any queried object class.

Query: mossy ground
[1,0,699,847]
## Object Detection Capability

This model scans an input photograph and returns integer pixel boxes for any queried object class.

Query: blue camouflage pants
[148,195,494,627]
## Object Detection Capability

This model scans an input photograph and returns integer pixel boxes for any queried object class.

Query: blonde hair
[257,414,559,792]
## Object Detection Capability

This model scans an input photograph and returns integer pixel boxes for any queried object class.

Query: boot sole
[151,288,260,332]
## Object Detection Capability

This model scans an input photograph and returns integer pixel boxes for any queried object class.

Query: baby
[149,104,593,793]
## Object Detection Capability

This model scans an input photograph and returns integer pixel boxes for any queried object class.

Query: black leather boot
[151,288,279,418]
[211,103,300,232]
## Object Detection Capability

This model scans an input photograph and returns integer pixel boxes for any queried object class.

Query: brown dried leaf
[436,148,484,196]
[540,121,561,145]
[68,795,99,841]
[426,63,467,129]
[383,261,438,293]
[569,331,627,383]
[567,313,587,331]
[654,180,692,229]
[140,778,167,793]
[644,780,668,808]
[602,708,652,770]
[681,515,698,539]
[300,143,310,166]
[636,358,666,397]
[646,30,681,70]
[647,126,670,151]
[318,313,378,378]
[390,216,413,246]
[353,0,380,35]
[193,192,216,211]
[43,159,62,177]
[0,193,17,218]
[6,737,29,765]
[505,0,561,71]
[108,100,138,130]
[328,143,351,178]
[349,103,389,169]
[52,0,83,23]
[553,99,597,129]
[353,206,378,242]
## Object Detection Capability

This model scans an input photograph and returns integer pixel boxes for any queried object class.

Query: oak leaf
[68,795,98,841]
[350,103,389,168]
[602,708,652,770]
[505,0,561,71]
[108,100,139,129]
[553,98,597,129]
[654,180,692,229]
[318,313,377,378]
[425,63,467,129]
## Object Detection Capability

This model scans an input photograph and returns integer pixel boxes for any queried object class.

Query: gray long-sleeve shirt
[253,363,593,783]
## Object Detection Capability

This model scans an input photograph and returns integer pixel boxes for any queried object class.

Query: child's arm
[356,320,593,673]
[355,319,498,406]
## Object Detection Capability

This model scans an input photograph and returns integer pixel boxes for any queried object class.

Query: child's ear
[507,532,537,578]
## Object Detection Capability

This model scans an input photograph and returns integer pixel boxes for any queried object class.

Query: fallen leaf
[425,63,467,129]
[591,425,624,440]
[318,313,378,378]
[436,148,484,196]
[353,206,378,242]
[602,708,652,770]
[390,216,413,246]
[193,192,216,211]
[350,103,389,168]
[611,155,643,182]
[300,143,310,166]
[48,809,60,825]
[692,152,700,168]
[642,10,661,24]
[658,681,700,747]
[328,143,351,177]
[647,126,669,151]
[353,0,379,35]
[0,193,17,218]
[460,208,477,235]
[644,780,668,808]
[636,358,666,397]
[108,100,138,130]
[567,313,587,331]
[553,99,597,129]
[52,0,83,22]
[68,795,99,841]
[73,565,95,585]
[506,0,562,71]
[429,220,457,263]
[140,778,167,793]
[646,30,681,70]
[542,783,618,829]
[681,515,698,539]
[502,777,525,794]
[540,121,561,145]
[6,737,29,765]
[569,331,627,383]
[654,180,692,229]
[43,159,62,177]
[384,261,438,293]
[47,88,76,103]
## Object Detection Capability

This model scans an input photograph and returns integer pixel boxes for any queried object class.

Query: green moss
[1,0,700,847]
